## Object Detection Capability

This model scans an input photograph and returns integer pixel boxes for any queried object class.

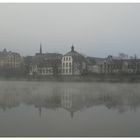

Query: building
[99,55,123,74]
[0,48,22,69]
[62,45,88,75]
[61,88,85,118]
[29,45,62,77]
[0,48,23,76]
[86,54,140,74]
[122,59,140,73]
[87,57,105,74]
[99,55,140,74]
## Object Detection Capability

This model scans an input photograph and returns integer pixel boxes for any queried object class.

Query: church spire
[71,44,74,52]
[40,43,42,54]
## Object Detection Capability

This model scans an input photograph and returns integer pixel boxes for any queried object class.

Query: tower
[71,45,74,52]
[40,43,42,54]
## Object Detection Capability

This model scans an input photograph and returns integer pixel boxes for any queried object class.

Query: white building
[62,45,88,75]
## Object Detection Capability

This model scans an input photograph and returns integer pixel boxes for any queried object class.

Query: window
[63,63,65,67]
[38,69,41,74]
[46,69,48,73]
[66,69,68,73]
[69,57,70,61]
[43,68,46,74]
[66,57,68,61]
[63,69,65,73]
[66,63,68,67]
[42,69,44,75]
[69,63,71,67]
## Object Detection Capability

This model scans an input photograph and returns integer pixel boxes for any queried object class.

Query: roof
[64,46,88,63]
[29,53,63,67]
[36,53,62,59]
[0,49,21,58]
[87,57,105,65]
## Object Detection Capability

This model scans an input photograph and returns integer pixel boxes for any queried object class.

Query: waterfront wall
[26,74,140,82]
[1,73,140,82]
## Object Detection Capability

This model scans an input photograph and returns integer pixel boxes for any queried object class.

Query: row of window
[63,62,72,67]
[0,63,19,67]
[101,64,140,70]
[63,57,71,61]
[62,69,72,73]
[127,64,140,69]
[38,68,53,74]
[102,69,120,73]
[102,64,122,69]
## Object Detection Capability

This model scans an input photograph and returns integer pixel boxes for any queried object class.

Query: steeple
[71,45,74,52]
[40,43,42,54]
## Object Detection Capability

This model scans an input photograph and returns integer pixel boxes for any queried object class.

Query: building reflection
[0,85,140,117]
[61,88,85,118]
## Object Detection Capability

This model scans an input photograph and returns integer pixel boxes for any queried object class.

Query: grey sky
[0,3,140,57]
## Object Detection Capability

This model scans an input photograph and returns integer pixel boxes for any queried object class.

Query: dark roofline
[87,56,105,60]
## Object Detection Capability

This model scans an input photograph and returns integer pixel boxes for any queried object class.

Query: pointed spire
[71,44,74,52]
[40,43,42,54]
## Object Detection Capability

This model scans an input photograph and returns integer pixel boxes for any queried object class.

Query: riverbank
[1,74,140,83]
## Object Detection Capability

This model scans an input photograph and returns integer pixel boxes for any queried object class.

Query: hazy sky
[0,3,140,57]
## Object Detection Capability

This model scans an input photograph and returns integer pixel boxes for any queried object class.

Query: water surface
[0,81,140,137]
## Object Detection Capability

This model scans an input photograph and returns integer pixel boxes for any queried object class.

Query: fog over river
[0,81,140,136]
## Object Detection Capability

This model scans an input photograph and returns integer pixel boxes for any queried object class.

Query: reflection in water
[1,82,140,136]
[0,82,140,118]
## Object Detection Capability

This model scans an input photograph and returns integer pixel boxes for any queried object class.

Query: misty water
[0,81,140,137]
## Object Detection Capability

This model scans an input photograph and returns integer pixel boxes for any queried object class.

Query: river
[0,80,140,137]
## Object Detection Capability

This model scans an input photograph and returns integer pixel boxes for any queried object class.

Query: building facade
[23,44,140,77]
[28,45,62,77]
[0,48,22,69]
[0,48,23,77]
[62,46,88,75]
[99,55,140,74]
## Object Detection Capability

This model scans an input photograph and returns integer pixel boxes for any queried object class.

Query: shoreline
[1,74,140,83]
